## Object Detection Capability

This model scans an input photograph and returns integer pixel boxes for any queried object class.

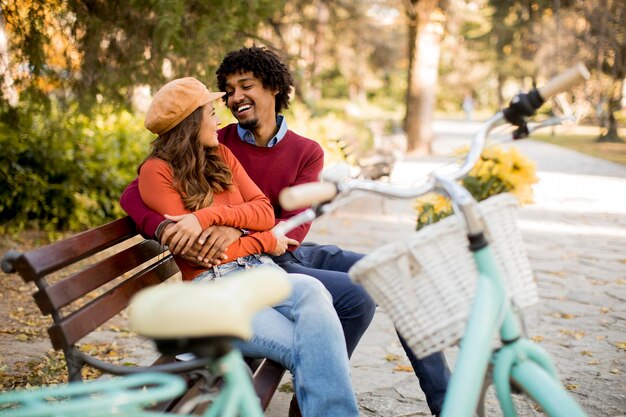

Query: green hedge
[0,101,152,235]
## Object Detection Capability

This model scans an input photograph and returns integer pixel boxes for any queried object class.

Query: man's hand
[179,252,214,268]
[161,213,202,255]
[268,222,300,256]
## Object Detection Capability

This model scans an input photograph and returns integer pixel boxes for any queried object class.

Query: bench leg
[64,348,84,382]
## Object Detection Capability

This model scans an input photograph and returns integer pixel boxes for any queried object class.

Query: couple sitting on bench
[122,46,449,417]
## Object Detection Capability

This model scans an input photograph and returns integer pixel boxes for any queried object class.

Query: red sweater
[120,123,324,247]
[218,124,324,244]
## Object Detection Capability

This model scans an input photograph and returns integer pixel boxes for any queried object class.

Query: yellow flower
[434,195,452,213]
[416,145,538,229]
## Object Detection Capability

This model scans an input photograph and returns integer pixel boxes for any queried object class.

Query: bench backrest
[11,217,179,351]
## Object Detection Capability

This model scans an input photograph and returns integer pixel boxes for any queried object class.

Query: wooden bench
[1,216,286,413]
[326,137,394,180]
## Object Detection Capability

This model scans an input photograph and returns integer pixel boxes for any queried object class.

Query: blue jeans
[274,245,451,416]
[273,245,376,357]
[194,255,358,417]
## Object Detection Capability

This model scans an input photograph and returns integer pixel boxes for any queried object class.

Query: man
[120,46,449,416]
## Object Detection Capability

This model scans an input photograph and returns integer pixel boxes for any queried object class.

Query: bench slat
[13,217,138,281]
[47,258,178,349]
[34,240,167,315]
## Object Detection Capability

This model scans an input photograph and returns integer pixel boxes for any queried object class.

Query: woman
[138,77,358,417]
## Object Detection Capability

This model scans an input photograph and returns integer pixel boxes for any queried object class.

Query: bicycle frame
[202,350,264,417]
[0,373,185,417]
[438,178,588,417]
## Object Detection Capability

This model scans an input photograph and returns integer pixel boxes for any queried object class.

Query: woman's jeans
[194,254,359,417]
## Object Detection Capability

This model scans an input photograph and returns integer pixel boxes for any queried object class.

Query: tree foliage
[0,0,285,232]
[2,0,285,109]
[0,0,622,233]
[0,99,152,233]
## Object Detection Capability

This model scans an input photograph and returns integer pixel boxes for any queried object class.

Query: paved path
[267,120,626,416]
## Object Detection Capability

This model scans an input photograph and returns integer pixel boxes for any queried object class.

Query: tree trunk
[405,1,444,155]
[307,0,329,102]
[598,79,624,143]
[0,14,18,107]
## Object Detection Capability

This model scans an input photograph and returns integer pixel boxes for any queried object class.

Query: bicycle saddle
[128,268,291,341]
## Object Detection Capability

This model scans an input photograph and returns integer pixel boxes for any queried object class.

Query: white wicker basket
[349,193,538,359]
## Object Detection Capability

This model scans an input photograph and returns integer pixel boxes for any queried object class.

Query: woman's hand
[162,213,203,255]
[268,222,300,256]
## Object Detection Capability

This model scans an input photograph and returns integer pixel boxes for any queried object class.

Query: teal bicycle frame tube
[440,241,589,417]
[206,350,263,417]
[510,361,588,417]
[0,373,185,417]
[439,246,508,417]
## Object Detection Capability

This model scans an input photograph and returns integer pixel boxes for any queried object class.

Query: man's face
[224,71,277,130]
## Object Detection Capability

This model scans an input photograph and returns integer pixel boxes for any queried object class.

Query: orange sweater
[138,144,277,280]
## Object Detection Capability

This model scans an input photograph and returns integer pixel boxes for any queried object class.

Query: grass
[530,126,626,166]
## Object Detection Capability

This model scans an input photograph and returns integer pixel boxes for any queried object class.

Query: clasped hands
[160,213,299,267]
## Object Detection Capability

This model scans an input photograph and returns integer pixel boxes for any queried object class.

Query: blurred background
[0,0,624,236]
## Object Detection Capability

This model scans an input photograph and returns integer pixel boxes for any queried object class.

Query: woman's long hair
[141,106,232,211]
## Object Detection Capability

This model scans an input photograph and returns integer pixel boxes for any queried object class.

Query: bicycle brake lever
[512,123,530,140]
[526,115,575,136]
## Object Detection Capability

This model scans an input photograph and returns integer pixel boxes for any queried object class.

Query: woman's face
[198,102,220,147]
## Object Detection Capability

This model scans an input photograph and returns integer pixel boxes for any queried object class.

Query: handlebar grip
[279,182,338,211]
[1,250,21,273]
[538,63,590,100]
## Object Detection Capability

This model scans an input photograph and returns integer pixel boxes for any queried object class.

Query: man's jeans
[274,245,451,416]
[194,255,359,417]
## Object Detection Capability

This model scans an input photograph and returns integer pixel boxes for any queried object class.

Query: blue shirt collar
[237,115,288,148]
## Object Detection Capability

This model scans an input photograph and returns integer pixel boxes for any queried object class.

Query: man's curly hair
[216,46,294,114]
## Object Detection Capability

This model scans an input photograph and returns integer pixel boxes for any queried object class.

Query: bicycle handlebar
[278,63,589,215]
[279,182,338,211]
[537,63,590,101]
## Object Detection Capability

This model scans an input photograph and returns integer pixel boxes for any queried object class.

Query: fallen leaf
[565,384,578,390]
[581,350,593,357]
[615,342,626,351]
[278,382,294,393]
[609,369,620,374]
[559,329,586,340]
[587,360,600,365]
[384,353,401,362]
[15,334,30,342]
[599,307,611,314]
[393,365,414,372]
[552,312,576,319]
[531,335,544,343]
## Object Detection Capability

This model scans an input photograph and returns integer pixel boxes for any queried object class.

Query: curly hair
[141,106,232,211]
[216,46,295,114]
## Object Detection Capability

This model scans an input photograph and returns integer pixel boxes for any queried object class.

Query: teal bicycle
[277,64,591,417]
[0,268,291,417]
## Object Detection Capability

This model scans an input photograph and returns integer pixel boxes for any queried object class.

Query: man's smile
[236,103,253,117]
